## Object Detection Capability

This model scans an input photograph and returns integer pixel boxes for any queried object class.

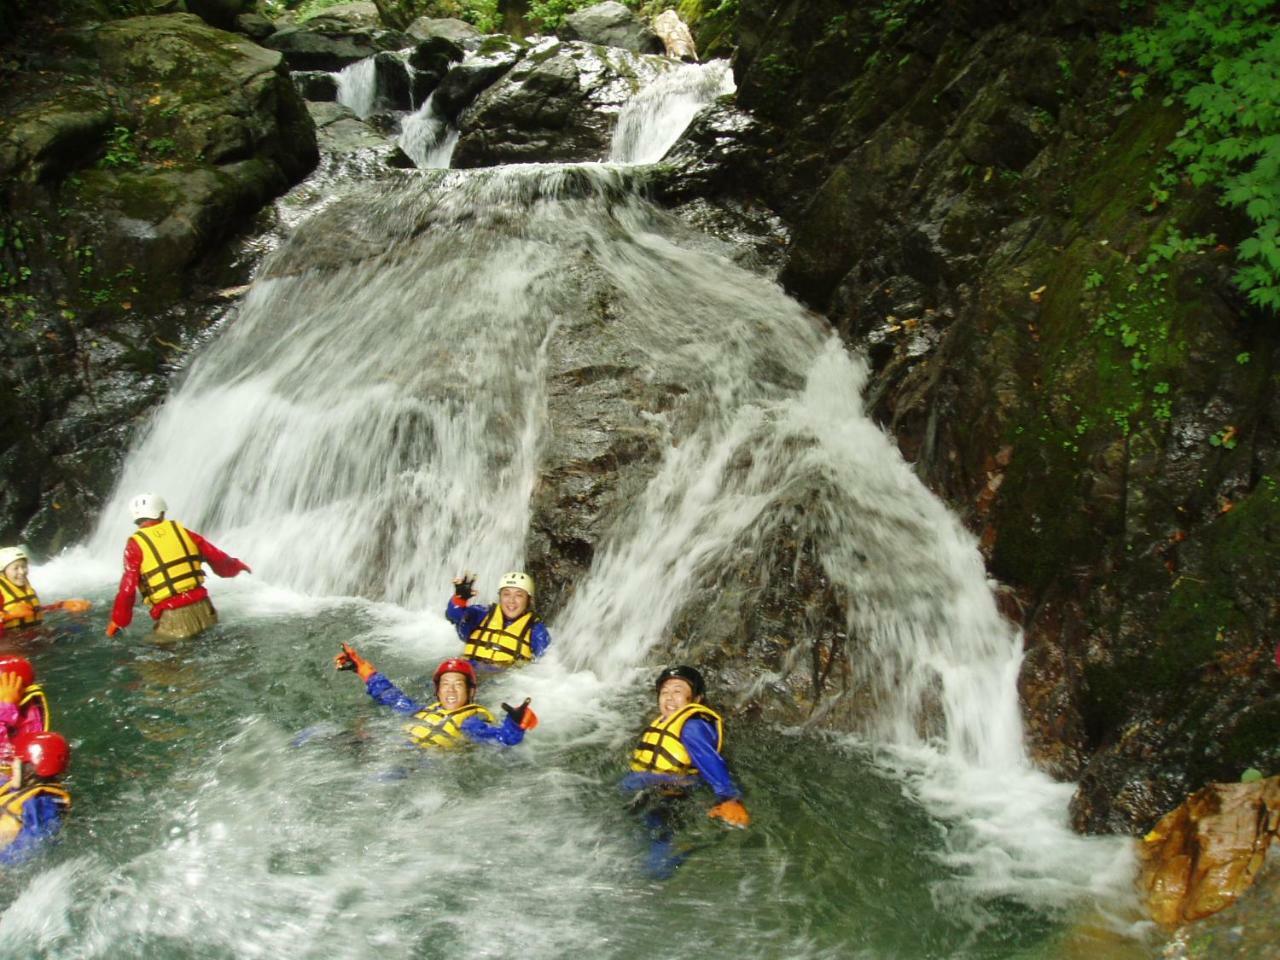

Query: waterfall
[335,57,377,120]
[38,49,1135,952]
[610,60,735,163]
[398,93,459,169]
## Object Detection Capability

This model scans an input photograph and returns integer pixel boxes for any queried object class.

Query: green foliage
[1110,0,1280,310]
[348,0,502,31]
[528,0,633,30]
[100,125,140,168]
[869,0,933,38]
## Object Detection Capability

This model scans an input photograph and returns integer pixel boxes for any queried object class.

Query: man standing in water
[106,493,251,642]
[623,665,750,876]
[446,571,551,670]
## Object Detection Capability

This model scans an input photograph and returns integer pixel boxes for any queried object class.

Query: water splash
[610,60,735,164]
[398,93,459,169]
[335,57,377,119]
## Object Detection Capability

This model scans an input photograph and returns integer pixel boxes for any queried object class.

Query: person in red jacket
[106,493,251,643]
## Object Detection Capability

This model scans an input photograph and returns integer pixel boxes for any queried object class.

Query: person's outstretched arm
[187,530,250,578]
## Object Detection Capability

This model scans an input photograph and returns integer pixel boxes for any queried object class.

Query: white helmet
[0,546,28,570]
[497,571,535,598]
[129,493,168,522]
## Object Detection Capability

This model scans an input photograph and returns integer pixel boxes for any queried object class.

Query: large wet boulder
[406,16,481,44]
[1137,776,1280,926]
[557,1,663,55]
[263,21,409,71]
[0,12,317,549]
[431,37,524,122]
[452,38,664,167]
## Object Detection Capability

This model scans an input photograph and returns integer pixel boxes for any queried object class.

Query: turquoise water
[0,595,1146,960]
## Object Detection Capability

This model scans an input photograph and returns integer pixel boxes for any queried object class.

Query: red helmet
[0,654,35,688]
[433,658,476,689]
[13,731,69,778]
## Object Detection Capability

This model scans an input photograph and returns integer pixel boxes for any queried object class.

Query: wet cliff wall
[722,0,1280,833]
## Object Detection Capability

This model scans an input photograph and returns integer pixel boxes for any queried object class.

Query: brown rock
[653,10,697,62]
[1137,776,1280,926]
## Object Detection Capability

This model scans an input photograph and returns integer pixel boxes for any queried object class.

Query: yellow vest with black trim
[0,575,41,627]
[629,703,724,777]
[0,783,71,849]
[17,684,50,732]
[403,701,494,750]
[462,606,536,665]
[130,520,206,606]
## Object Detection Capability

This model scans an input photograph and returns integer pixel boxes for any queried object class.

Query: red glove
[105,620,124,638]
[338,643,376,681]
[708,798,751,828]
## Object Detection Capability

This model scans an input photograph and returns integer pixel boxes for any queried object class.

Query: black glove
[453,574,476,600]
[502,698,536,729]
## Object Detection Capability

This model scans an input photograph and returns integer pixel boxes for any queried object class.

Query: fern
[1110,0,1280,311]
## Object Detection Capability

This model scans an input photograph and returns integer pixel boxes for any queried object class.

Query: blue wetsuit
[363,672,526,746]
[444,598,552,663]
[0,791,67,866]
[619,714,742,878]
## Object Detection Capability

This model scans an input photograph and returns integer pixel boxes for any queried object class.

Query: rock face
[557,1,663,55]
[0,13,316,549]
[1137,777,1280,926]
[263,21,408,71]
[452,38,665,167]
[406,16,481,44]
[713,0,1280,833]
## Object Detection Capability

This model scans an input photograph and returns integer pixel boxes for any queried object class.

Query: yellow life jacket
[17,684,50,731]
[130,520,206,606]
[0,783,71,850]
[462,606,536,665]
[0,575,41,627]
[403,701,494,750]
[629,703,724,777]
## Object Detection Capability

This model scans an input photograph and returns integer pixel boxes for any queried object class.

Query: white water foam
[335,57,377,120]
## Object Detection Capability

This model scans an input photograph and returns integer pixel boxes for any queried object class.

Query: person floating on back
[622,665,750,876]
[106,493,251,643]
[0,731,71,867]
[0,656,50,760]
[0,546,92,634]
[335,646,537,749]
[446,571,551,670]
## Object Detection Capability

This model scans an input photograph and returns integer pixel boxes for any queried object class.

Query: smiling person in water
[0,546,92,634]
[622,665,750,876]
[335,648,537,749]
[106,493,251,643]
[446,571,551,670]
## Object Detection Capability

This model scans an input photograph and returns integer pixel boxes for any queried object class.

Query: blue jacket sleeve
[682,717,741,801]
[364,672,426,715]
[0,794,66,866]
[530,621,551,658]
[445,599,490,641]
[460,711,525,747]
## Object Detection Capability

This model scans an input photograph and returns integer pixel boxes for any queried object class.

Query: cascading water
[398,93,459,169]
[335,57,377,119]
[3,49,1144,960]
[610,59,735,163]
